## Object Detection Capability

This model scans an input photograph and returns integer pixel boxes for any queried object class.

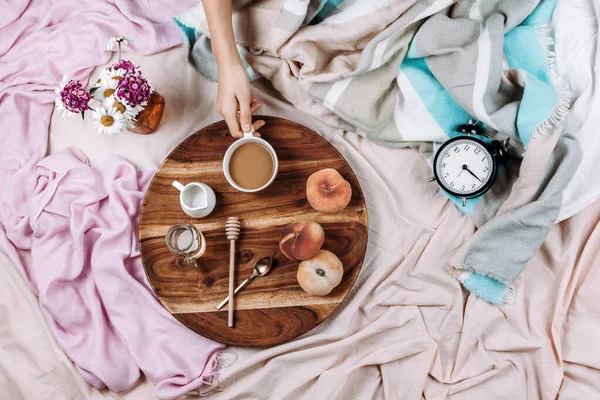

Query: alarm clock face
[433,137,496,198]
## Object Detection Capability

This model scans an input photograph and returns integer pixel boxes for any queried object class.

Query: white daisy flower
[105,94,143,125]
[106,36,133,52]
[92,107,126,135]
[105,68,127,81]
[92,72,119,105]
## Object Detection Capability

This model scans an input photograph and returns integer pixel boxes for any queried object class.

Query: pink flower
[116,73,151,108]
[109,59,138,74]
[55,77,91,117]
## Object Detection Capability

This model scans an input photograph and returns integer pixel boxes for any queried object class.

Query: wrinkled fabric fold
[177,0,589,304]
[0,1,224,398]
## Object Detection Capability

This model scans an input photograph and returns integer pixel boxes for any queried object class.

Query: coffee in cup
[223,128,278,192]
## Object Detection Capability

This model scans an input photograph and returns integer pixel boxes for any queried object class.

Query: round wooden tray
[139,117,368,346]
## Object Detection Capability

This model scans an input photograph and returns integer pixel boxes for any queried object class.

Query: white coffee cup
[172,180,217,218]
[223,128,278,193]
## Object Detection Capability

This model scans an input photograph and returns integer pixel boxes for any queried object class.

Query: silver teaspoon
[216,256,273,310]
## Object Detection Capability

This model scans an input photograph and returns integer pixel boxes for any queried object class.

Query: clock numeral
[450,181,455,187]
[483,166,490,173]
[471,183,476,189]
[441,162,447,168]
[453,147,460,153]
[460,185,465,191]
[444,152,450,158]
[444,173,449,178]
[474,148,481,155]
[481,156,486,162]
[464,145,471,151]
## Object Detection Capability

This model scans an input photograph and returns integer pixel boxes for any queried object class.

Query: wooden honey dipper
[225,217,240,327]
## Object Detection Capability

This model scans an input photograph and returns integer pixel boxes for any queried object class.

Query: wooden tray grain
[139,117,368,346]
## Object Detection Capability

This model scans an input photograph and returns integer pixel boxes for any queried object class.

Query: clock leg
[462,197,466,207]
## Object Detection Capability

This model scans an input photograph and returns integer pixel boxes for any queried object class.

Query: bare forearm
[203,0,241,66]
[203,0,263,137]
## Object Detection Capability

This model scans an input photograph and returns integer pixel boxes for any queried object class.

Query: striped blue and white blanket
[176,0,582,305]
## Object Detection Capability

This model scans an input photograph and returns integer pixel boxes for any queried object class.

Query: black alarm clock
[430,121,509,207]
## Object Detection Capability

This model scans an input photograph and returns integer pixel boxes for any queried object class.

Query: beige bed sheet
[2,46,599,399]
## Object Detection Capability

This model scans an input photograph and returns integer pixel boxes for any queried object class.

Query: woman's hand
[204,0,264,137]
[216,61,263,137]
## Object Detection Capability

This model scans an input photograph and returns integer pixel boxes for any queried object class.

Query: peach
[297,250,344,296]
[279,221,325,261]
[306,168,352,213]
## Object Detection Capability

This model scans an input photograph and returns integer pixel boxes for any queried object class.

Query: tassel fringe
[530,24,571,142]
[502,286,516,305]
[447,265,516,305]
[195,349,238,397]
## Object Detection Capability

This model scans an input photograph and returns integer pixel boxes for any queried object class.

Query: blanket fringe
[447,265,516,305]
[194,349,238,397]
[535,24,567,90]
[448,264,511,286]
[530,24,571,142]
[447,265,466,282]
[502,286,516,305]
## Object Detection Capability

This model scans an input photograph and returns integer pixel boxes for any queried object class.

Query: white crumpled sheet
[2,2,600,397]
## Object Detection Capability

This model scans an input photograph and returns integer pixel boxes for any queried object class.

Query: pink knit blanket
[0,2,224,399]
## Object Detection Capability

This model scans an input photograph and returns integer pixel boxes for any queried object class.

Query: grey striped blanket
[175,0,581,304]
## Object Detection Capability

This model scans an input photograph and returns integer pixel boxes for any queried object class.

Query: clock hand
[457,164,467,177]
[465,167,482,182]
